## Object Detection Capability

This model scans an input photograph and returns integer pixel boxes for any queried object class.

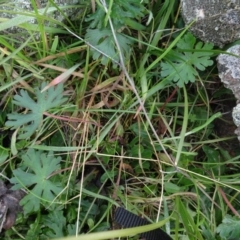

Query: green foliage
[217,214,240,239]
[85,29,132,66]
[0,0,238,239]
[164,182,184,194]
[25,216,42,240]
[5,83,68,139]
[0,145,9,164]
[160,32,214,87]
[85,0,145,66]
[176,197,204,240]
[43,210,66,238]
[10,149,63,214]
[86,0,146,29]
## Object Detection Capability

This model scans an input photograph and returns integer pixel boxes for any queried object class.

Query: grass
[0,0,240,239]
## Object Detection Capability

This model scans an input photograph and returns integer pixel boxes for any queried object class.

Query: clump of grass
[0,1,239,240]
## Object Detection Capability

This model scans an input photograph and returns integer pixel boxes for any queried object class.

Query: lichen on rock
[217,45,240,100]
[217,45,240,140]
[181,0,240,47]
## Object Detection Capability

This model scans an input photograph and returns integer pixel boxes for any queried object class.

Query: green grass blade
[176,196,204,240]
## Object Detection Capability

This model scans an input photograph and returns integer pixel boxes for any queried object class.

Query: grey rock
[0,181,26,232]
[233,104,240,127]
[217,44,240,139]
[234,125,240,141]
[0,0,81,40]
[217,45,240,100]
[181,0,240,47]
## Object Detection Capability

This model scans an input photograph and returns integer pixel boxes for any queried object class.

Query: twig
[218,186,240,218]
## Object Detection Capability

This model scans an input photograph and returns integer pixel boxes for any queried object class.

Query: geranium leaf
[86,0,146,29]
[85,29,132,67]
[5,82,68,139]
[10,149,63,214]
[43,210,66,238]
[160,32,214,87]
[217,214,240,239]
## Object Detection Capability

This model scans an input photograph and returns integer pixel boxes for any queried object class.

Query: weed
[0,0,239,240]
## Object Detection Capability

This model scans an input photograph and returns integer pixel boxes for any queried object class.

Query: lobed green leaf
[160,32,214,87]
[5,82,68,139]
[10,149,63,214]
[85,29,132,66]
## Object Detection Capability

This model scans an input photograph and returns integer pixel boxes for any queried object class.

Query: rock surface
[217,45,240,140]
[182,0,240,141]
[181,0,240,47]
[0,0,80,39]
[0,181,25,231]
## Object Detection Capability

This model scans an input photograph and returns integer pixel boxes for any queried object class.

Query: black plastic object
[115,207,173,240]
